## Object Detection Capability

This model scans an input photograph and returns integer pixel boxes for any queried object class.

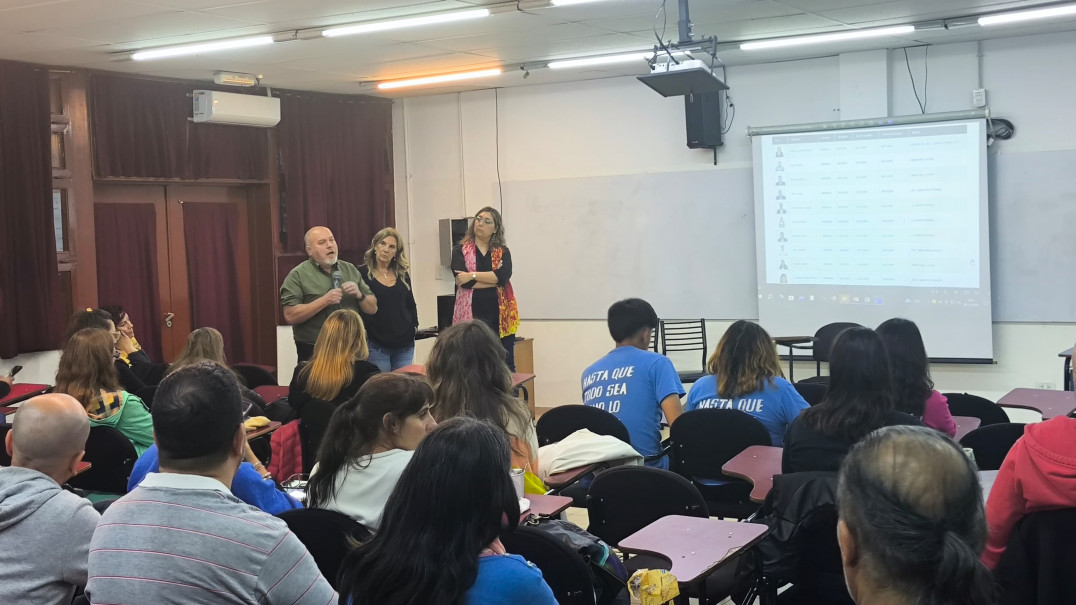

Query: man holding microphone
[280,226,377,362]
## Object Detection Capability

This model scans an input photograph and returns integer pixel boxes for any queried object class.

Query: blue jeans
[367,339,416,372]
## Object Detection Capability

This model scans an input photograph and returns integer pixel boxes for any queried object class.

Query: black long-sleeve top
[358,270,418,348]
[451,244,512,334]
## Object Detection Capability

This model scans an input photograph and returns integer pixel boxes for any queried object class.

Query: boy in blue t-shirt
[581,298,685,469]
[685,375,808,446]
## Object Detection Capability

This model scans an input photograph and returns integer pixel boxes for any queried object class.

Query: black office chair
[298,399,336,474]
[501,526,598,605]
[277,508,372,589]
[944,392,1011,426]
[0,424,10,466]
[799,322,862,383]
[72,596,90,605]
[66,426,137,495]
[959,423,1027,471]
[996,508,1076,605]
[793,381,827,406]
[231,363,278,389]
[536,405,631,447]
[670,409,772,518]
[587,466,708,548]
[660,319,708,384]
[649,322,660,353]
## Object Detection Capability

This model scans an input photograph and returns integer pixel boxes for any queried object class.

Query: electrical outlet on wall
[434,264,443,280]
[972,88,987,108]
[1036,381,1055,390]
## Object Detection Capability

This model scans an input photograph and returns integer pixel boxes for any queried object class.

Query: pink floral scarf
[452,241,520,337]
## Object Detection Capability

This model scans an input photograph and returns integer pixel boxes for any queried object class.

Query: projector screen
[752,118,993,361]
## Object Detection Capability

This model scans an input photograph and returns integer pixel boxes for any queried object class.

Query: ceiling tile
[37,11,266,45]
[0,0,171,33]
[821,0,1052,24]
[202,0,476,28]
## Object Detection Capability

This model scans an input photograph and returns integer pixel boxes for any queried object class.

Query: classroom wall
[391,30,1076,409]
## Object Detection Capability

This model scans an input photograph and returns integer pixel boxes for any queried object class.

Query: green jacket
[89,392,154,457]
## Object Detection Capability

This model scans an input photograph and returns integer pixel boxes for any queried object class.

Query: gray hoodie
[0,466,100,605]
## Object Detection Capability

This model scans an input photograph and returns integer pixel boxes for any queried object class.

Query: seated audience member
[338,417,557,605]
[101,304,166,385]
[581,298,684,468]
[86,363,335,603]
[63,308,149,393]
[877,318,956,438]
[127,442,301,515]
[54,328,154,456]
[838,425,993,605]
[982,412,1076,568]
[783,327,922,473]
[427,320,538,474]
[308,373,436,528]
[167,327,266,416]
[0,394,100,605]
[686,320,808,446]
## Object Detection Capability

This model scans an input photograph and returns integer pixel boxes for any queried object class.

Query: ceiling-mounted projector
[637,59,728,97]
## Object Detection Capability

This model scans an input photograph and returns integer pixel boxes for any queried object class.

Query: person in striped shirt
[86,362,336,604]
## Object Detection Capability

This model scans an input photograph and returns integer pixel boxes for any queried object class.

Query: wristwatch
[471,272,477,281]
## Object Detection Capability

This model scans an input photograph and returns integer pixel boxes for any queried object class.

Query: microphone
[332,270,342,289]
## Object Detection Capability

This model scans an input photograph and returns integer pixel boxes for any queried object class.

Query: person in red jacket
[982,414,1076,568]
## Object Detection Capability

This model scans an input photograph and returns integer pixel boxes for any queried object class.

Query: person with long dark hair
[451,206,521,370]
[307,373,437,529]
[63,309,147,394]
[337,416,557,605]
[100,305,166,385]
[838,425,994,605]
[686,320,808,446]
[427,320,538,475]
[877,318,956,438]
[782,327,922,473]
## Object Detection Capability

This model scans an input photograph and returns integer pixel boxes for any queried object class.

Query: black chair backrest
[278,508,372,588]
[996,508,1076,605]
[649,322,659,352]
[501,526,595,605]
[793,381,827,406]
[72,595,90,605]
[670,409,771,481]
[0,424,10,466]
[536,405,631,447]
[587,466,708,547]
[66,426,137,494]
[660,319,707,369]
[298,399,337,474]
[231,363,277,389]
[959,423,1027,471]
[812,322,862,363]
[943,392,1010,426]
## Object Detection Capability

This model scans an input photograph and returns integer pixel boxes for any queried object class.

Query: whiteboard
[502,169,759,320]
[991,149,1076,322]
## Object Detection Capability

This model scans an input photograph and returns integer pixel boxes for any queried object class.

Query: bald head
[9,394,90,477]
[305,226,338,268]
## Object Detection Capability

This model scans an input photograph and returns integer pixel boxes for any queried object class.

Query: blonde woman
[359,227,418,371]
[289,309,380,471]
[167,327,265,416]
[685,320,808,446]
[54,328,154,456]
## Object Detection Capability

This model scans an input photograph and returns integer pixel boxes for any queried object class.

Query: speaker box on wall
[684,91,724,150]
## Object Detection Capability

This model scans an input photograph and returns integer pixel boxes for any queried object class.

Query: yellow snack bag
[628,569,679,605]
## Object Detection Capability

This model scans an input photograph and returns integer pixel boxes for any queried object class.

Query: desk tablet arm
[644,438,674,465]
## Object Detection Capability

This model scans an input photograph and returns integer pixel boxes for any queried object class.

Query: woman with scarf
[451,206,521,370]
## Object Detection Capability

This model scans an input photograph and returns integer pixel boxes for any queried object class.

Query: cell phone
[9,366,21,378]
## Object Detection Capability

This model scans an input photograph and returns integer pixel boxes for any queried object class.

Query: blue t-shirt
[128,444,303,515]
[465,555,558,605]
[581,346,685,469]
[685,375,808,447]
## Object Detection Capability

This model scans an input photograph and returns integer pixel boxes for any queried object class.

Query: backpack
[522,515,629,605]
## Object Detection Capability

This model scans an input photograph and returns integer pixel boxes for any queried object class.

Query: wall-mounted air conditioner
[192,90,280,127]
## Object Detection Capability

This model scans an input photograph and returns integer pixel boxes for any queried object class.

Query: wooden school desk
[246,421,282,441]
[0,384,50,406]
[618,515,769,586]
[521,494,573,521]
[721,445,783,503]
[997,388,1076,420]
[953,416,982,442]
[544,462,601,490]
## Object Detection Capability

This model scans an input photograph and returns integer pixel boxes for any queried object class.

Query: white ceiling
[0,0,1073,95]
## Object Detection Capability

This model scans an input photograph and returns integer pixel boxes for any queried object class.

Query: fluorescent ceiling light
[323,9,490,37]
[548,50,688,69]
[377,67,503,90]
[740,25,916,51]
[978,4,1076,26]
[131,35,275,61]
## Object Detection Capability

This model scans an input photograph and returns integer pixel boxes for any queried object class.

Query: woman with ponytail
[837,425,995,605]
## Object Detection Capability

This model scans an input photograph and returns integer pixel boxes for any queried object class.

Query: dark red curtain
[182,203,246,363]
[94,203,163,362]
[0,61,61,358]
[277,91,394,257]
[90,73,268,180]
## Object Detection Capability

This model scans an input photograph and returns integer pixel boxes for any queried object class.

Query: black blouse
[359,269,418,349]
[451,244,512,334]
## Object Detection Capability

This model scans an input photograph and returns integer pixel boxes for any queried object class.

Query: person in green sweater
[54,328,153,456]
